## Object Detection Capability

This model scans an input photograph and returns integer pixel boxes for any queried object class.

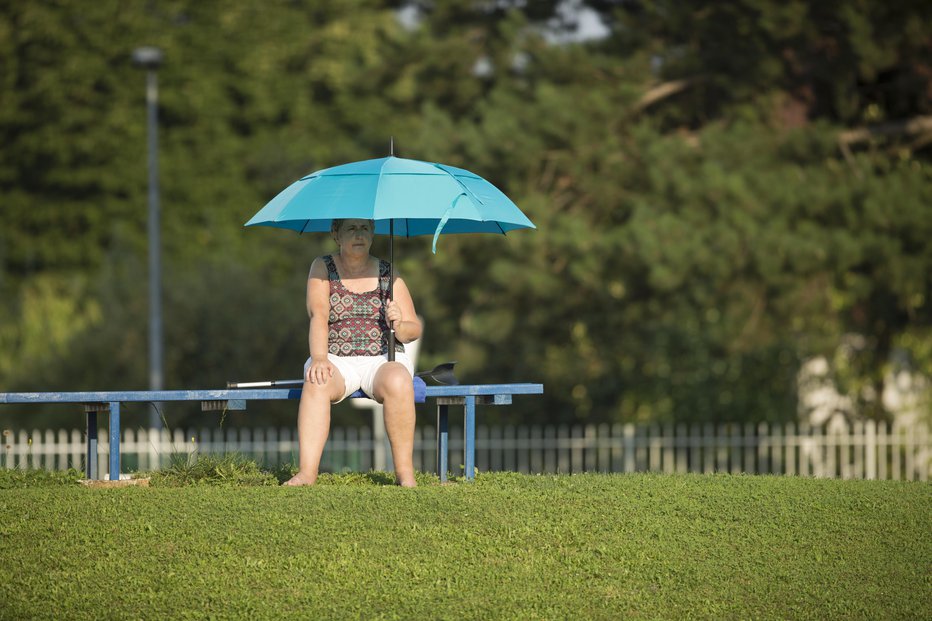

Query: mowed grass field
[0,470,929,620]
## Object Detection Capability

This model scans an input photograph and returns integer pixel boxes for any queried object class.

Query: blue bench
[0,382,543,483]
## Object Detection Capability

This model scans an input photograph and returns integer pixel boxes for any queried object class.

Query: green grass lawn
[0,470,928,620]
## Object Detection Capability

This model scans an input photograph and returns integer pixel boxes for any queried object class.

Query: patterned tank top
[324,254,404,356]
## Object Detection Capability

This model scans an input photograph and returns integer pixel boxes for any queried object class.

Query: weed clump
[148,453,278,487]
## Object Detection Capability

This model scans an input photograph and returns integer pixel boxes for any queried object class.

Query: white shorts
[303,353,414,404]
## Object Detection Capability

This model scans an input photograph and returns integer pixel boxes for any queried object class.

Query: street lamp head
[132,46,164,70]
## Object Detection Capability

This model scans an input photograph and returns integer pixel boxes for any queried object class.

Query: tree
[1,0,929,428]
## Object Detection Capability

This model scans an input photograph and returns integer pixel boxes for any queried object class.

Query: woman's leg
[373,362,417,487]
[284,370,346,486]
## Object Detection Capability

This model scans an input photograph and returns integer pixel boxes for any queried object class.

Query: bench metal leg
[436,404,449,482]
[108,402,120,481]
[464,396,476,481]
[86,410,98,480]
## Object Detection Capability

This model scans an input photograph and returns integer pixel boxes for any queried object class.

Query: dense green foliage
[0,466,82,489]
[146,452,283,487]
[0,472,928,619]
[1,1,930,427]
[143,454,444,487]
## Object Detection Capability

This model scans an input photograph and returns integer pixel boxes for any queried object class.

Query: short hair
[331,218,376,233]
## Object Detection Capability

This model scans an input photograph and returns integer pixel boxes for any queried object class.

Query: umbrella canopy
[245,156,535,251]
[245,154,535,360]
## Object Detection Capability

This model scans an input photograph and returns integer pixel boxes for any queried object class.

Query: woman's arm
[306,257,333,383]
[386,272,422,344]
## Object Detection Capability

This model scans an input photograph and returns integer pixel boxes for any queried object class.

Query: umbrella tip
[390,136,394,156]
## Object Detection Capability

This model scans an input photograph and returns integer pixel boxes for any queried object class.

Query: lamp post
[132,46,164,430]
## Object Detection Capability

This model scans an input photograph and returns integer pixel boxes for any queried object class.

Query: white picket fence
[2,421,929,481]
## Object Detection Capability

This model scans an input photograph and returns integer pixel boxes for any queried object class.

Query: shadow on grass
[313,470,441,486]
[271,461,442,486]
[361,471,396,485]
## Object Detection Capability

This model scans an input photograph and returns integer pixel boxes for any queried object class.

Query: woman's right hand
[306,358,335,385]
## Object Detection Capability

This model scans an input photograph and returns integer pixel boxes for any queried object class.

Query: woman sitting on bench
[284,218,422,487]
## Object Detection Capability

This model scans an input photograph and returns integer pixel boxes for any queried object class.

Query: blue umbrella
[245,154,536,358]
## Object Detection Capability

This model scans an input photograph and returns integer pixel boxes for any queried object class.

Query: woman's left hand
[385,300,403,328]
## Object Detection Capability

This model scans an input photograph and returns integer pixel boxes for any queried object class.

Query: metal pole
[436,403,449,482]
[86,409,98,480]
[131,47,166,430]
[133,47,165,430]
[464,396,476,480]
[387,219,395,362]
[386,138,396,363]
[108,402,121,481]
[146,68,163,429]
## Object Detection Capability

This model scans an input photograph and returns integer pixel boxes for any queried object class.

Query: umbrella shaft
[388,219,395,362]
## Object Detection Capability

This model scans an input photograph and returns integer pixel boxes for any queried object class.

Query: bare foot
[396,477,417,488]
[283,472,316,486]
